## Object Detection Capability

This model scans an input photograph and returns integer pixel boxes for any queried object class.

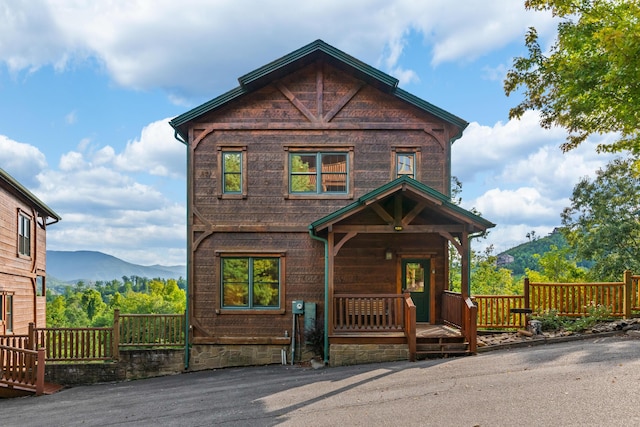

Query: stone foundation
[45,348,185,386]
[189,344,289,370]
[330,343,408,367]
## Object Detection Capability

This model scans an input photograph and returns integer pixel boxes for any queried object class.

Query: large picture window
[221,256,280,309]
[290,152,348,194]
[18,212,31,257]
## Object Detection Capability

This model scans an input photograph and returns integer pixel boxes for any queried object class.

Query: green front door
[402,259,430,322]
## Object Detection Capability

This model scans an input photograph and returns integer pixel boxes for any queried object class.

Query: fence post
[623,270,632,319]
[35,347,45,396]
[28,322,36,350]
[112,309,120,361]
[524,278,530,310]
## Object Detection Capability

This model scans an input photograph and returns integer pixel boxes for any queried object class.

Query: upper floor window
[18,212,31,257]
[217,146,247,198]
[290,152,348,194]
[221,256,281,310]
[223,151,243,193]
[396,152,415,179]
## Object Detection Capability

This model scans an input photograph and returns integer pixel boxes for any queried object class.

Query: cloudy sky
[0,1,616,267]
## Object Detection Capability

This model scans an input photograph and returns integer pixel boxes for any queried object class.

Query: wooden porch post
[112,309,120,361]
[327,232,335,337]
[623,270,632,319]
[461,232,470,299]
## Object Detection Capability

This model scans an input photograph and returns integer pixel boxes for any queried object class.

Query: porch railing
[442,291,477,353]
[404,292,416,362]
[34,326,114,362]
[0,344,45,396]
[474,295,526,329]
[333,294,404,332]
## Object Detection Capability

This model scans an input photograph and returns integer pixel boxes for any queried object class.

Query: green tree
[470,246,519,295]
[525,244,587,282]
[505,0,640,155]
[561,157,640,280]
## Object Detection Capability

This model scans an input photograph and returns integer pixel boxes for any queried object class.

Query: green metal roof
[0,168,61,224]
[309,176,494,232]
[170,40,469,141]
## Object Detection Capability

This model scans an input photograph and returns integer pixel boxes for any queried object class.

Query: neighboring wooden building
[170,40,494,368]
[0,169,60,334]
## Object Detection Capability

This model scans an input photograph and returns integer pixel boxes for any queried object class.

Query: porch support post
[309,227,330,365]
[461,231,470,299]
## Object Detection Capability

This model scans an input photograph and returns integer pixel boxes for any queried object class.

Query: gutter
[308,227,330,365]
[172,129,190,370]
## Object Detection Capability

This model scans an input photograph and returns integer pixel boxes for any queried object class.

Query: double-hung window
[217,146,247,198]
[18,212,31,257]
[290,152,348,194]
[221,256,281,309]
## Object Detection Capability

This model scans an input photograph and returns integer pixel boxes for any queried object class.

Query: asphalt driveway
[3,335,640,426]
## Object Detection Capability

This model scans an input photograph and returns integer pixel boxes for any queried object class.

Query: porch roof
[309,176,495,234]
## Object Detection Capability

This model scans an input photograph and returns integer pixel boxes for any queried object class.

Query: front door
[402,259,430,322]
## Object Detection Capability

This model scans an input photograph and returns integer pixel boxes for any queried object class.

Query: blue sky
[0,1,616,266]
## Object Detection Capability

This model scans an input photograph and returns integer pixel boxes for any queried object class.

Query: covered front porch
[309,177,494,364]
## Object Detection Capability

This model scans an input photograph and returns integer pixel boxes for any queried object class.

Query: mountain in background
[498,229,569,275]
[47,250,186,284]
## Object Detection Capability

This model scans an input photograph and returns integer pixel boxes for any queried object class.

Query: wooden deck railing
[333,294,404,332]
[34,327,114,361]
[475,271,639,329]
[0,344,45,396]
[117,312,185,347]
[474,295,526,329]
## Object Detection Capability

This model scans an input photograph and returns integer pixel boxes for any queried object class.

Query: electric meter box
[292,300,305,314]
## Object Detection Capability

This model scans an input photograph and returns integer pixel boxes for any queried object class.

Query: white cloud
[0,1,558,98]
[0,134,48,186]
[113,119,184,178]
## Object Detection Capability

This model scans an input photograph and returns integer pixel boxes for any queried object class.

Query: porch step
[415,337,470,359]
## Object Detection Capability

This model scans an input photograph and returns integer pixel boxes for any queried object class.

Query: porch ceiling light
[394,225,403,231]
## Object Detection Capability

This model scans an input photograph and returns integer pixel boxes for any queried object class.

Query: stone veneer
[189,344,289,370]
[330,344,408,366]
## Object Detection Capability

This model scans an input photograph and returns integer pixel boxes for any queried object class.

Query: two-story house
[170,40,494,369]
[0,168,60,335]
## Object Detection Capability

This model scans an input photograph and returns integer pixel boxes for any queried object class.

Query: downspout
[308,227,329,365]
[174,130,190,370]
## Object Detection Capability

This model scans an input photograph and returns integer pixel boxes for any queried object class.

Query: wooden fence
[475,271,639,330]
[333,294,404,332]
[0,345,45,396]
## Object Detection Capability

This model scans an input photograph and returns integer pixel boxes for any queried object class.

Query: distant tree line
[47,276,186,327]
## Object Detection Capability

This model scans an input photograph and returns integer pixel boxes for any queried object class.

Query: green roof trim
[238,39,399,91]
[309,176,494,231]
[0,168,61,223]
[393,88,469,138]
[170,40,469,142]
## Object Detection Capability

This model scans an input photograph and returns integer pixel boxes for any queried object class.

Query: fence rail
[0,344,45,395]
[34,327,114,361]
[475,272,639,329]
[118,313,185,347]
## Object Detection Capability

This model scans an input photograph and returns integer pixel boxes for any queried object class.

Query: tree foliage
[561,157,640,280]
[525,244,587,282]
[47,277,186,327]
[505,0,640,155]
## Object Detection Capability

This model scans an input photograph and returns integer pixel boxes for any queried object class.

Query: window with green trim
[221,257,280,309]
[222,151,243,194]
[290,152,348,194]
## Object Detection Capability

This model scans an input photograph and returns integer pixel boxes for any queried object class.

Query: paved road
[3,335,640,426]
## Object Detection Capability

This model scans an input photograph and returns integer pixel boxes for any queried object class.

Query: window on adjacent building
[396,152,416,179]
[36,275,45,297]
[18,212,31,257]
[221,256,281,309]
[290,152,348,194]
[217,147,247,198]
[5,294,13,333]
